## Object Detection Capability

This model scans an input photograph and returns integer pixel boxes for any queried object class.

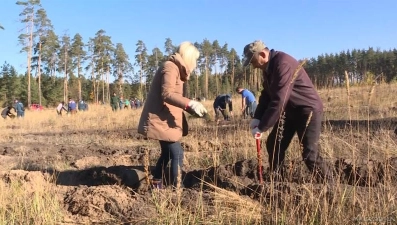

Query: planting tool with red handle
[255,137,263,184]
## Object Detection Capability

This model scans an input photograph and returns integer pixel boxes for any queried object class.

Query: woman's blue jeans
[153,141,184,187]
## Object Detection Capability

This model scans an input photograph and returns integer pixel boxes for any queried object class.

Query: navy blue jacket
[213,94,233,111]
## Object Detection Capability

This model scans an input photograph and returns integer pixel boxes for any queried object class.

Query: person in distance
[138,41,207,189]
[213,94,233,122]
[235,87,257,119]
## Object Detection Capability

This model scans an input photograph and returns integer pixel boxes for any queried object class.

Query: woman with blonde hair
[138,41,207,189]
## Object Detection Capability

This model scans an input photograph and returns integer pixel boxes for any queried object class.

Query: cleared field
[0,83,397,224]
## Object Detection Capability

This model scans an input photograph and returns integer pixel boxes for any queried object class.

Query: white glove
[251,127,263,139]
[187,100,207,117]
[250,119,260,129]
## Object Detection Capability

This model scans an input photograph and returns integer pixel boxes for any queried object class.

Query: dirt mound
[4,156,397,223]
[336,157,397,186]
[68,145,156,169]
[184,157,397,196]
[56,166,149,191]
[64,185,155,223]
[0,170,53,194]
[1,170,48,182]
[57,156,397,195]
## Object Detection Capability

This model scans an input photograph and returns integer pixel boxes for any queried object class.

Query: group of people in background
[110,92,143,111]
[1,97,90,119]
[2,93,144,119]
[212,87,257,122]
[1,99,25,119]
[56,98,88,116]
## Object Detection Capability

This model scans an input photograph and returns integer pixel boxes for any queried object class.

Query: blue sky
[0,0,396,76]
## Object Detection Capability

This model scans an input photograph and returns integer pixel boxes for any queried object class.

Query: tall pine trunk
[118,65,123,96]
[106,66,110,102]
[78,58,81,101]
[63,45,68,102]
[195,71,198,98]
[139,55,143,99]
[231,54,235,90]
[101,68,105,104]
[214,56,218,95]
[27,15,33,108]
[204,56,208,98]
[38,41,42,106]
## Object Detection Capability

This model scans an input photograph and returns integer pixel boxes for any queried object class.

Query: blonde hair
[176,41,200,75]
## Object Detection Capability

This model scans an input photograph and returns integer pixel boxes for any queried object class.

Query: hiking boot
[151,179,163,190]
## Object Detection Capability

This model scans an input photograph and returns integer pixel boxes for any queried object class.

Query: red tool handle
[256,139,263,184]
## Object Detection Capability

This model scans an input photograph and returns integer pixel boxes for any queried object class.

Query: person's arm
[161,62,190,109]
[257,63,294,132]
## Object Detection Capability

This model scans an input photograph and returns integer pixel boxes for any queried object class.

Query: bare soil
[1,118,396,224]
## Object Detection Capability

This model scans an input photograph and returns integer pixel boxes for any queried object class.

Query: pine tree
[135,40,148,99]
[17,0,41,108]
[113,43,130,96]
[164,38,175,56]
[70,33,86,101]
[33,7,53,105]
[93,29,114,103]
[58,33,72,101]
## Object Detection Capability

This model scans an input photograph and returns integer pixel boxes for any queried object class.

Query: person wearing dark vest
[1,106,15,119]
[213,94,233,122]
[243,40,333,186]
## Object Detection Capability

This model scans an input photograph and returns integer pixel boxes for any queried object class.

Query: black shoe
[151,179,163,190]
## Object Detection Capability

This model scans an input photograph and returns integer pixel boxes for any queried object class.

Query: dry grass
[0,82,396,224]
[0,171,62,225]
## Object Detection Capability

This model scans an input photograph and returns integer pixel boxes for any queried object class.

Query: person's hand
[250,119,260,129]
[251,127,263,139]
[187,100,207,117]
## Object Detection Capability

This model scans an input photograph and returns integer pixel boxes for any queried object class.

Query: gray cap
[243,40,266,67]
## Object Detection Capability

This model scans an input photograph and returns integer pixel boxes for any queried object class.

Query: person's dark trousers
[111,104,118,111]
[214,107,229,121]
[249,101,257,118]
[153,141,184,187]
[244,101,257,119]
[17,111,24,118]
[265,110,333,183]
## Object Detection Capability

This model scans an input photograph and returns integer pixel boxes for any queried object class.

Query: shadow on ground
[14,156,397,195]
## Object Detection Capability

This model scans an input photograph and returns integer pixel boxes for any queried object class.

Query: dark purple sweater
[254,50,323,132]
